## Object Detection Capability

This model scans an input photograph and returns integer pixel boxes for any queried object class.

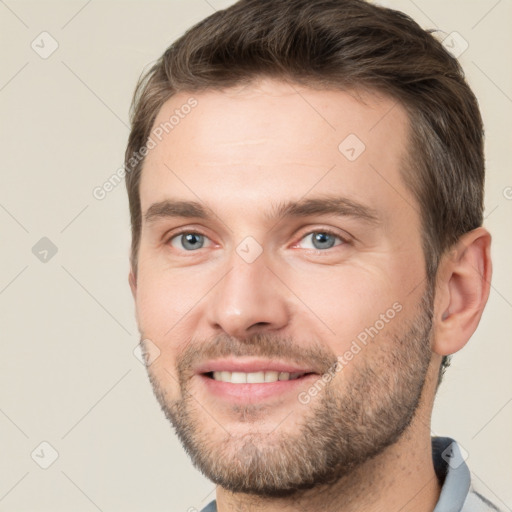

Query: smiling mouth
[203,371,315,383]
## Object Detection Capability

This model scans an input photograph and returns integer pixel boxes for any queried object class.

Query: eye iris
[312,232,336,250]
[181,233,204,250]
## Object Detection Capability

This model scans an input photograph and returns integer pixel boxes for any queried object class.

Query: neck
[215,408,441,512]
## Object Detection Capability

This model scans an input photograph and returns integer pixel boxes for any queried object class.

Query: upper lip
[195,358,318,375]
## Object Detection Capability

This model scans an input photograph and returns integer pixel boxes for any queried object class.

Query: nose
[206,252,291,340]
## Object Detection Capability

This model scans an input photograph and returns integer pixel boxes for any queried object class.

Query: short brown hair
[125,0,485,381]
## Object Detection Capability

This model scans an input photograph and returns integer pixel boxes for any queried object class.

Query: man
[125,0,499,510]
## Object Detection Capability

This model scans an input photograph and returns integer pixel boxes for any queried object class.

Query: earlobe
[432,227,492,357]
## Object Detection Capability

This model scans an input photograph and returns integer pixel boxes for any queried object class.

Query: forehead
[139,79,415,225]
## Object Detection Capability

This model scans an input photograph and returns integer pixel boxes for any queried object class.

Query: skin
[129,79,492,512]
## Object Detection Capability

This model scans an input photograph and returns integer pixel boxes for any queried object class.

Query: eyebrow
[144,195,380,226]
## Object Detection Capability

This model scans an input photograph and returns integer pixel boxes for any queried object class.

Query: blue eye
[299,231,345,251]
[167,229,346,253]
[169,232,212,251]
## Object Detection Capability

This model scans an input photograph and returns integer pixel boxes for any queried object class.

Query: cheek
[284,260,402,342]
[293,269,413,388]
[134,262,205,337]
[133,273,183,376]
[135,281,170,338]
[135,276,187,397]
[134,265,217,378]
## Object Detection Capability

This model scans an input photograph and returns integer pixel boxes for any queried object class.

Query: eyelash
[165,228,350,254]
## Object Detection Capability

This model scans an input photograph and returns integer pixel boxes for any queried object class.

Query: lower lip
[197,373,319,403]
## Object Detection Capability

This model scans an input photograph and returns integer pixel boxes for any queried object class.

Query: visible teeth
[231,371,246,383]
[264,371,279,382]
[211,371,306,383]
[247,371,265,383]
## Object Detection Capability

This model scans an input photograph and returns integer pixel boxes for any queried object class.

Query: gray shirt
[199,437,503,512]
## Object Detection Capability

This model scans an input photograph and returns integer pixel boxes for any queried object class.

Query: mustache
[175,332,338,380]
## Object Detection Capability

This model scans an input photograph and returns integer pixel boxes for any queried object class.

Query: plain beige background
[0,0,511,510]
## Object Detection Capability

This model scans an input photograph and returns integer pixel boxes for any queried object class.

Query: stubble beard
[143,289,434,497]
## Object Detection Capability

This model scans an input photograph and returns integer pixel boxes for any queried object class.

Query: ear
[432,227,492,357]
[129,266,137,299]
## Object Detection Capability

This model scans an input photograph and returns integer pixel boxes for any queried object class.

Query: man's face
[131,79,435,495]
